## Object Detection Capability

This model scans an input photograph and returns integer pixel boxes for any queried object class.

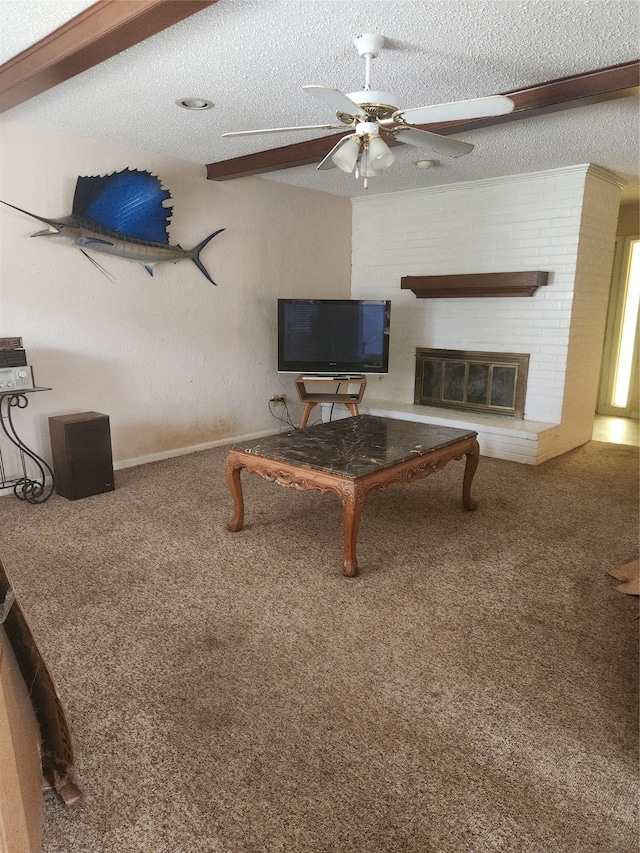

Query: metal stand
[0,388,54,503]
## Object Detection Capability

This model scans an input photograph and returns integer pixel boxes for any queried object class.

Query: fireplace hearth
[414,348,530,418]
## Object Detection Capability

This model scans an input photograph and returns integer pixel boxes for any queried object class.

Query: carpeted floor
[1,438,638,852]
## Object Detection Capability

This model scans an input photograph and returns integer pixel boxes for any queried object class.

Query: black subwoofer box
[48,412,115,500]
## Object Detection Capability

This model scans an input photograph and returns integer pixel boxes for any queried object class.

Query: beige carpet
[1,438,638,852]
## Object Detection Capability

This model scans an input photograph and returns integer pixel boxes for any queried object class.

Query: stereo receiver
[0,366,34,391]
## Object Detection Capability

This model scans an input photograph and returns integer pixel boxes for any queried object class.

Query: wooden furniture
[1,559,81,807]
[0,624,43,851]
[225,415,479,577]
[401,271,549,298]
[294,374,367,428]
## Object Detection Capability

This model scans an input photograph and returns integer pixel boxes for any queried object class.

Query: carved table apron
[225,415,479,577]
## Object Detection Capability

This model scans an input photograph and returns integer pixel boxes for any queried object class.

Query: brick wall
[558,169,624,451]
[351,164,622,458]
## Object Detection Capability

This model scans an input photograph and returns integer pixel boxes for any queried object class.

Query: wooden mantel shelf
[401,271,549,298]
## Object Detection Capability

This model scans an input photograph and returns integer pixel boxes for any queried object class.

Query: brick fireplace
[350,164,624,464]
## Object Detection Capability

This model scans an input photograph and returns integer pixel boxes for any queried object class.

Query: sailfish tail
[190,228,225,286]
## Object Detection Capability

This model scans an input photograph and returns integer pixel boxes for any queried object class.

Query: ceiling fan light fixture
[358,146,387,189]
[331,136,361,173]
[359,147,382,178]
[368,134,395,171]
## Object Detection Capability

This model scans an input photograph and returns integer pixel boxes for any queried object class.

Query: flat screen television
[278,299,391,375]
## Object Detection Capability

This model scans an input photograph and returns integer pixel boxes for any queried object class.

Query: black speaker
[48,412,115,500]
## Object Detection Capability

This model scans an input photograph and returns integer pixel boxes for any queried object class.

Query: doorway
[598,235,640,419]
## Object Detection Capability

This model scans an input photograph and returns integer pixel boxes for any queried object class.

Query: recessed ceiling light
[176,97,214,111]
[414,159,439,169]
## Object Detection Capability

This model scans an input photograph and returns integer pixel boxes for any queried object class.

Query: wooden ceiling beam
[0,0,217,113]
[206,60,639,181]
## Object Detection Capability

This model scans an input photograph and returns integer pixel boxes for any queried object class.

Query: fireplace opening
[415,348,530,418]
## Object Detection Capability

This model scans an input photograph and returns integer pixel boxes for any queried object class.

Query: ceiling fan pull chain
[361,144,370,189]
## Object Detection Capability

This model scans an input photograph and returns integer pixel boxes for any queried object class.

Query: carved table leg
[342,484,364,577]
[462,438,480,511]
[225,454,245,532]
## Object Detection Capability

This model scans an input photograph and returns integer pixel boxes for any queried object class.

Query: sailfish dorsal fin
[71,168,172,244]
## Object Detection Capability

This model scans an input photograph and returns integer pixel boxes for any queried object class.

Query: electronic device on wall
[277,298,391,375]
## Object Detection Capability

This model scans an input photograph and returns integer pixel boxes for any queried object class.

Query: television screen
[278,299,391,374]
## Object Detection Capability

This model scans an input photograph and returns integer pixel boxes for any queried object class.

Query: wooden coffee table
[225,415,479,577]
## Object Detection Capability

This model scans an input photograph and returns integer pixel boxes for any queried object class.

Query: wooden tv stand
[294,374,367,428]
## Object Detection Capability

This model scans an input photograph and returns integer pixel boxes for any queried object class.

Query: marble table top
[231,415,477,479]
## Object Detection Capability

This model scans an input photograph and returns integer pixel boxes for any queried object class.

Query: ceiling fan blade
[393,127,474,158]
[302,85,368,118]
[317,135,356,170]
[395,94,514,125]
[222,123,343,138]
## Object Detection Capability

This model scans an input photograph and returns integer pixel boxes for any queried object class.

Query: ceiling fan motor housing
[354,120,380,139]
[338,89,400,123]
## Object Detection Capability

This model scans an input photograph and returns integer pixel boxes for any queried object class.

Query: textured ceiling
[1,0,638,200]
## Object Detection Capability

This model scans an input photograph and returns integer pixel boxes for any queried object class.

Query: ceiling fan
[222,34,515,188]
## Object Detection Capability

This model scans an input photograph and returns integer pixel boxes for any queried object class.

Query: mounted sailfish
[0,168,225,285]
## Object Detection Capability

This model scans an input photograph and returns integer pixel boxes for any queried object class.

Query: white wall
[557,170,625,452]
[0,122,351,475]
[351,165,621,459]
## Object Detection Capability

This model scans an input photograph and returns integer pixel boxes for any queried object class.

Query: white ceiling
[1,0,638,201]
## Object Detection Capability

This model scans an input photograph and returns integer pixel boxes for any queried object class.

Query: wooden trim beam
[208,135,349,180]
[0,0,217,113]
[207,60,639,181]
